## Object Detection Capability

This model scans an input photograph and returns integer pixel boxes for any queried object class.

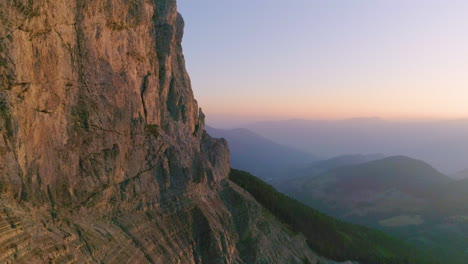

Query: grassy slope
[230,169,439,264]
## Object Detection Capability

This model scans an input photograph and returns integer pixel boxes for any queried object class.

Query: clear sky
[178,0,468,125]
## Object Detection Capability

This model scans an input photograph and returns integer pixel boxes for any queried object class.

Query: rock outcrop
[0,0,344,263]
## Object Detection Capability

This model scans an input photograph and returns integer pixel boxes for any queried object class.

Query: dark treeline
[229,169,439,264]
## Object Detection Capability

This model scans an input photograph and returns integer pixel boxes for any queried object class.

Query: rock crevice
[0,0,339,263]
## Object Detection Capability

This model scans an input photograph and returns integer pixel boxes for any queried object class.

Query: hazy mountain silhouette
[206,126,316,180]
[245,118,468,173]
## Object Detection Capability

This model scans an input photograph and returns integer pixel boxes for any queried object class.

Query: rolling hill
[279,156,451,215]
[277,156,467,264]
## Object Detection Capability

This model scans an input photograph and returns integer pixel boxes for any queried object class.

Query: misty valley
[209,124,468,264]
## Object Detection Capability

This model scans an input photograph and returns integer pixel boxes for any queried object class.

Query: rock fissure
[140,72,151,123]
[0,0,341,263]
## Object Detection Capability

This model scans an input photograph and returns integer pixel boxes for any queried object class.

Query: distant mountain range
[206,126,387,181]
[208,124,468,263]
[242,118,468,173]
[206,126,316,180]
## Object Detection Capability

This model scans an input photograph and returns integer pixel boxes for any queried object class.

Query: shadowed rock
[0,0,343,263]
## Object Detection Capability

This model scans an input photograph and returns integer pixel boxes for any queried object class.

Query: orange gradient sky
[179,0,468,123]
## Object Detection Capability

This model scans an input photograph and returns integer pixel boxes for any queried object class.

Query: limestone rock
[0,0,350,263]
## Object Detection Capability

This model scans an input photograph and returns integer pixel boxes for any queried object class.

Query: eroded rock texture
[0,0,335,263]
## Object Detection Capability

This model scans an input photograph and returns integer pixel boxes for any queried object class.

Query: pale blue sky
[178,0,468,125]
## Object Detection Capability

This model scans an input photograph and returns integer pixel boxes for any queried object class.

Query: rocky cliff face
[0,1,343,263]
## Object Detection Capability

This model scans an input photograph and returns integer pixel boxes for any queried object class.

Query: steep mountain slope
[0,1,344,263]
[206,126,316,180]
[230,169,438,264]
[279,156,467,264]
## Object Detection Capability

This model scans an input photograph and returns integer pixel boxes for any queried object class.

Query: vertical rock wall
[0,0,334,263]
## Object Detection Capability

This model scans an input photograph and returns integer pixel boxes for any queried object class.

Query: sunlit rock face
[0,0,332,263]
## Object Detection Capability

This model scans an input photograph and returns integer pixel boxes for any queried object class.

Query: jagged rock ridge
[0,0,347,263]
